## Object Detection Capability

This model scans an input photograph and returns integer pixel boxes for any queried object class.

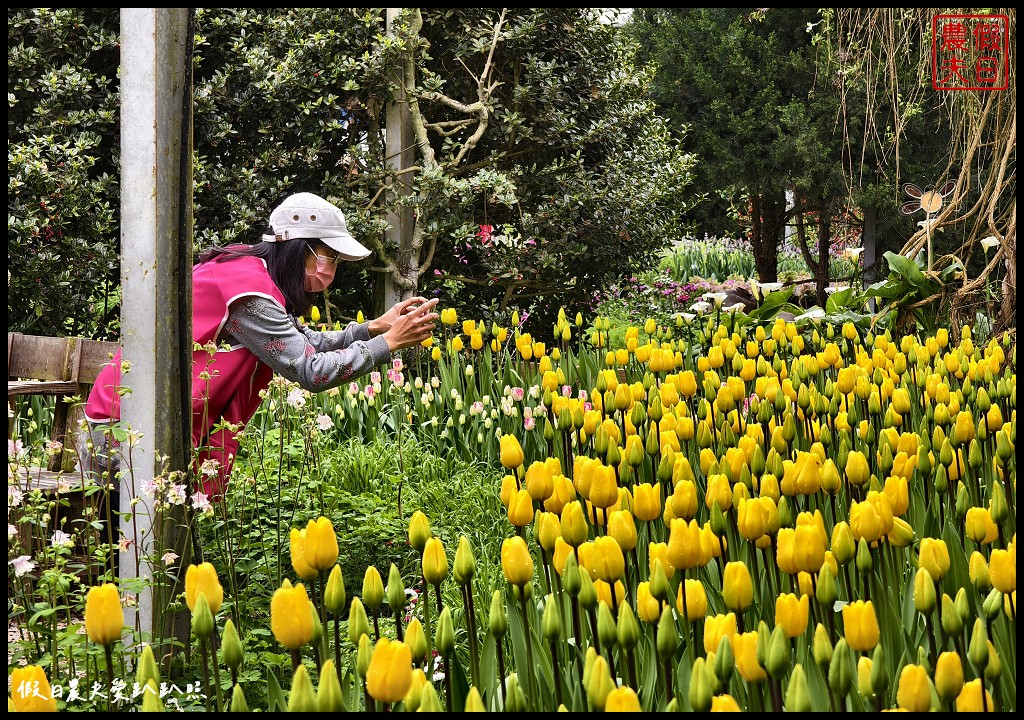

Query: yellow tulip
[507,488,535,527]
[366,638,414,704]
[589,464,619,509]
[896,664,931,712]
[591,535,626,582]
[703,613,738,655]
[988,548,1015,593]
[667,518,702,571]
[792,523,826,575]
[501,536,534,587]
[711,694,742,712]
[85,583,124,646]
[499,434,525,469]
[670,480,699,521]
[544,474,577,515]
[918,538,950,583]
[271,580,314,650]
[605,686,642,712]
[9,666,57,712]
[844,450,870,487]
[524,460,554,502]
[955,679,994,712]
[676,578,708,621]
[934,651,964,703]
[290,527,318,581]
[965,507,999,545]
[560,501,589,547]
[649,542,674,579]
[422,537,448,585]
[633,482,662,521]
[607,510,637,552]
[733,631,767,683]
[722,562,753,612]
[842,600,879,652]
[185,562,224,615]
[408,510,431,553]
[636,582,662,624]
[594,579,626,609]
[775,593,809,638]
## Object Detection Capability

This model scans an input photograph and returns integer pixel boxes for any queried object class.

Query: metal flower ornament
[900,179,956,270]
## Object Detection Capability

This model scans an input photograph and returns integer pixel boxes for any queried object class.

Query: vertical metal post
[119,8,192,641]
[383,8,416,311]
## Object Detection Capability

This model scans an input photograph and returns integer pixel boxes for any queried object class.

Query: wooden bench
[8,332,120,477]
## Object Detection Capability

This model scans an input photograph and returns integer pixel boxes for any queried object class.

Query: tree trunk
[999,201,1016,331]
[816,212,831,307]
[750,189,785,282]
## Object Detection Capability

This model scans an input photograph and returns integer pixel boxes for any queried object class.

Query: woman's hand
[382,298,439,351]
[368,296,430,337]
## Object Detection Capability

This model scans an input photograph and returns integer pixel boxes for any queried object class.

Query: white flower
[680,312,697,324]
[980,235,1000,252]
[826,284,850,294]
[51,530,74,547]
[917,218,941,232]
[315,413,335,431]
[723,303,746,314]
[690,301,711,315]
[191,491,212,514]
[162,552,179,566]
[200,459,221,477]
[168,484,187,506]
[141,479,159,498]
[8,524,17,539]
[286,388,307,409]
[704,292,729,308]
[8,487,24,508]
[843,247,865,262]
[794,307,826,324]
[9,555,36,577]
[8,439,27,462]
[758,282,784,294]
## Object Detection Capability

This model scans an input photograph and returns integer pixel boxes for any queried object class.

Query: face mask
[304,256,336,293]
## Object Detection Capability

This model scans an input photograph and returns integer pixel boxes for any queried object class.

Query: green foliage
[9,8,697,342]
[7,9,122,338]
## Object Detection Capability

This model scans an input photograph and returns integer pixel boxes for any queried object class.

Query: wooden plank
[7,334,74,381]
[8,380,79,397]
[8,464,88,493]
[77,339,121,383]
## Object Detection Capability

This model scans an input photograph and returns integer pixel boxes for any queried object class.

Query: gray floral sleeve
[220,297,392,391]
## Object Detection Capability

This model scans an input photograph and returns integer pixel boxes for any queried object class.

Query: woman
[84,192,438,496]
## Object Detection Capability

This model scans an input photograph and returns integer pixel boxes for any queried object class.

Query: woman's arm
[223,297,391,391]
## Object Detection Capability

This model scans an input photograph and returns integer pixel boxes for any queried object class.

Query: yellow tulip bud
[185,562,224,615]
[501,536,534,587]
[422,537,449,585]
[85,583,124,646]
[366,638,413,704]
[9,665,58,712]
[271,580,314,650]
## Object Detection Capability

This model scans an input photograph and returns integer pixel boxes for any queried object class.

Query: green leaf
[267,666,287,712]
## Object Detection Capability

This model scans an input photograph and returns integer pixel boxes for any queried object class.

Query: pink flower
[370,371,382,385]
[524,417,536,431]
[392,358,404,372]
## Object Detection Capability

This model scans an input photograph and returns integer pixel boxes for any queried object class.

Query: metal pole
[119,7,192,643]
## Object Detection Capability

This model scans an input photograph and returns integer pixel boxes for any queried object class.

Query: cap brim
[319,233,372,260]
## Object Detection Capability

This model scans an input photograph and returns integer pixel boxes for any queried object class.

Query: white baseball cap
[262,192,371,260]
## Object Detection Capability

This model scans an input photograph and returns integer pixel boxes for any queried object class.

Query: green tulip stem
[549,640,564,708]
[587,605,602,656]
[495,634,507,709]
[209,635,225,711]
[199,640,212,712]
[393,605,405,641]
[571,597,584,684]
[443,651,455,713]
[422,583,434,667]
[104,643,115,712]
[518,590,537,705]
[334,614,342,674]
[460,583,479,688]
[662,655,674,706]
[291,648,301,674]
[371,607,381,642]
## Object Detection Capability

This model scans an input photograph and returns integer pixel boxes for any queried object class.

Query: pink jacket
[85,253,287,497]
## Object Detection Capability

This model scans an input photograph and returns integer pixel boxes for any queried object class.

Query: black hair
[196,232,334,317]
